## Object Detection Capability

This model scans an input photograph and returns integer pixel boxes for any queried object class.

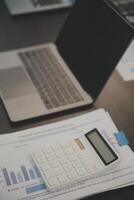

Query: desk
[0,0,134,199]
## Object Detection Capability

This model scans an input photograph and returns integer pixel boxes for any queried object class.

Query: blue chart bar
[10,172,17,184]
[2,165,41,187]
[26,183,47,194]
[3,168,11,186]
[21,166,30,181]
[33,165,41,178]
[29,169,35,179]
[17,172,24,183]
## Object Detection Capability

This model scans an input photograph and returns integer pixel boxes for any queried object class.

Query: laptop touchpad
[0,66,36,100]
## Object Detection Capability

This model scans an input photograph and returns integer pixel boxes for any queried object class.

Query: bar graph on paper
[0,164,47,194]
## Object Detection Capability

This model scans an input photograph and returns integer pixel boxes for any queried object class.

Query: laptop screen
[56,0,134,99]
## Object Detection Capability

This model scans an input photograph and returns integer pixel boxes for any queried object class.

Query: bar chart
[2,165,41,186]
[1,164,47,194]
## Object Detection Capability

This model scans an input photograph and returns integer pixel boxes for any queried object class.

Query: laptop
[0,0,133,122]
[4,0,75,15]
[109,0,134,26]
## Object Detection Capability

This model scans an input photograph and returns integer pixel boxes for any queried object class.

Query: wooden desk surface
[0,0,134,199]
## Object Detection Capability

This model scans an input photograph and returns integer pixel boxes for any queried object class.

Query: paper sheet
[0,109,134,200]
[117,39,134,81]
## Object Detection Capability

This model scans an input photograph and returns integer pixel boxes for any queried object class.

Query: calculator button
[36,157,45,164]
[81,159,90,166]
[85,166,94,174]
[77,154,85,162]
[76,167,88,176]
[64,147,73,155]
[83,160,93,168]
[74,138,85,150]
[62,164,73,172]
[92,164,102,172]
[57,174,68,183]
[48,177,59,186]
[58,157,68,165]
[43,167,63,178]
[45,153,55,161]
[72,160,82,168]
[66,170,78,180]
[49,160,59,168]
[55,150,65,158]
[67,154,77,162]
[40,163,50,171]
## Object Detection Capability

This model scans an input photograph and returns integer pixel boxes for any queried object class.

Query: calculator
[31,129,119,190]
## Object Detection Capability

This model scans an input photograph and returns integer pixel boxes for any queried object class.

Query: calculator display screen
[85,129,118,165]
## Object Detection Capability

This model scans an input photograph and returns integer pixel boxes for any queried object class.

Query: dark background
[0,0,134,199]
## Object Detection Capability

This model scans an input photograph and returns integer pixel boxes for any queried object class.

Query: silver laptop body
[5,0,74,15]
[0,44,92,122]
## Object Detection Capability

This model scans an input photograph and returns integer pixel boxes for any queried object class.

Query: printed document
[0,109,134,200]
[117,39,134,81]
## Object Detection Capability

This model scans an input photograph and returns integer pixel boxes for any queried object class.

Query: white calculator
[31,129,119,190]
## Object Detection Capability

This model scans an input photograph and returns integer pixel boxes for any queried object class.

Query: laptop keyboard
[31,0,62,7]
[18,47,84,109]
[109,0,134,25]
